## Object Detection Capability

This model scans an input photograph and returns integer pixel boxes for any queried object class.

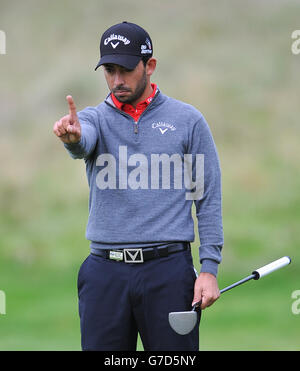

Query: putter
[168,256,291,335]
[168,300,202,336]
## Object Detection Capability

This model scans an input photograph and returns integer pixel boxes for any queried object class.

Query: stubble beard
[113,70,147,105]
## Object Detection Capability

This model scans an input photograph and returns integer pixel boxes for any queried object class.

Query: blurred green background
[0,0,299,350]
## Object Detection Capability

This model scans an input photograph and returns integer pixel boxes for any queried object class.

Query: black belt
[91,242,190,263]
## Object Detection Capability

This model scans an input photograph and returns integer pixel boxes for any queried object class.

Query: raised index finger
[66,95,77,119]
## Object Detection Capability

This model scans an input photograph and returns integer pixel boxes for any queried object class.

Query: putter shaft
[220,274,256,294]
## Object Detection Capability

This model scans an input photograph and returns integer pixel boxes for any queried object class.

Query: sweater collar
[105,85,163,112]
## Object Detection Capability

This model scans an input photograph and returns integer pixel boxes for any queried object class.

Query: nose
[113,70,125,87]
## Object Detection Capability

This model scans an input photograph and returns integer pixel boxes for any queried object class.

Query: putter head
[168,310,198,335]
[168,301,201,335]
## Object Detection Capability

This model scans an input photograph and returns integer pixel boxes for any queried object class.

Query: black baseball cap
[95,21,153,71]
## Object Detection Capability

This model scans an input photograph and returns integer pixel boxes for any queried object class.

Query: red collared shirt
[111,83,157,122]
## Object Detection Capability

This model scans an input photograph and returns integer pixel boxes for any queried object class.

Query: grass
[0,0,300,350]
[0,251,297,351]
[0,261,81,350]
[200,272,300,350]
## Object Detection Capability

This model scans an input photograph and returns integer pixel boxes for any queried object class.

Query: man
[53,21,224,351]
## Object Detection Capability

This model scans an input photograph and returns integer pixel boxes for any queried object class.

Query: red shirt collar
[111,83,157,113]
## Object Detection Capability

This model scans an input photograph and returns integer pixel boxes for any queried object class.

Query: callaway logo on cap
[95,21,153,71]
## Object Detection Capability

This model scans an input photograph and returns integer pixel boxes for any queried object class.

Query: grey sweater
[64,88,224,276]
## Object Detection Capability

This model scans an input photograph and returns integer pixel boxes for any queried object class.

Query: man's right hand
[53,95,81,144]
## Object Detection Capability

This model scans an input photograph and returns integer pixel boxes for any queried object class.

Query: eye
[103,64,133,74]
[103,64,115,73]
[121,67,133,73]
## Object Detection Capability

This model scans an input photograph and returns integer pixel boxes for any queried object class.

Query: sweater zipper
[132,95,158,135]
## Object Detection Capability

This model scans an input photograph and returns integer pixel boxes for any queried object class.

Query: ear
[146,58,157,77]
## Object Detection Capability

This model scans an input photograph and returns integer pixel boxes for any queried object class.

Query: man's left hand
[192,272,220,310]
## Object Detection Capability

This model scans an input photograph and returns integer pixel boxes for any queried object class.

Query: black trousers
[77,249,199,351]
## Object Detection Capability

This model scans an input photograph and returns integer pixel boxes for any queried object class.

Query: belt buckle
[124,248,144,263]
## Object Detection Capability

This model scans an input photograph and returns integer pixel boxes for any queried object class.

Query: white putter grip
[252,256,291,279]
